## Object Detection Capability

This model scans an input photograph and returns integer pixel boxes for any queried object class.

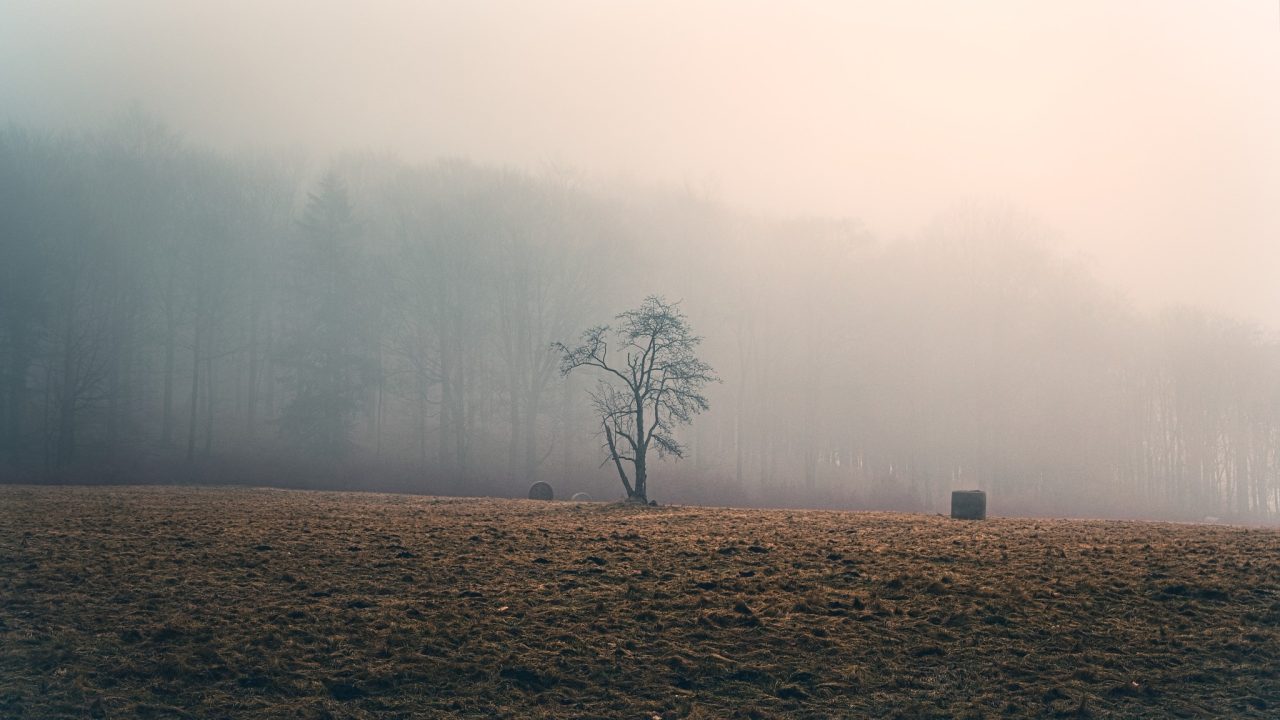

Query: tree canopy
[556,296,718,502]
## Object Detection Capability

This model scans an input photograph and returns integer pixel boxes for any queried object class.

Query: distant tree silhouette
[556,296,717,503]
[278,173,374,456]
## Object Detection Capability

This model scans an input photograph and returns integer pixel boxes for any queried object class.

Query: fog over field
[2,1,1279,520]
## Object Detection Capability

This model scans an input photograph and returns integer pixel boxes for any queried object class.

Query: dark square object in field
[951,490,986,520]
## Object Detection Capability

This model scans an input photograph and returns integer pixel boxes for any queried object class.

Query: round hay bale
[570,492,591,502]
[951,490,986,520]
[527,481,554,501]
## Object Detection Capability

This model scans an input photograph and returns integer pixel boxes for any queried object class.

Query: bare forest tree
[556,296,718,503]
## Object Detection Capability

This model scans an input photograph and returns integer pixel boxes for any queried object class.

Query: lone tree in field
[555,296,717,503]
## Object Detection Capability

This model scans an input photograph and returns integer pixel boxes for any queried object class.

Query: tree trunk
[437,345,452,469]
[523,391,541,480]
[55,287,77,466]
[417,378,428,467]
[186,318,201,463]
[161,274,177,446]
[633,402,647,502]
[245,284,260,438]
[374,365,384,456]
[508,373,521,477]
[203,352,215,457]
[604,425,634,498]
[4,322,30,464]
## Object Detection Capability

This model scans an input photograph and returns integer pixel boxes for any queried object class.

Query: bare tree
[556,296,717,503]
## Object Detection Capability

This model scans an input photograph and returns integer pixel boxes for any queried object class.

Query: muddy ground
[0,485,1276,719]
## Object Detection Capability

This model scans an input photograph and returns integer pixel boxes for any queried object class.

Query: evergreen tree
[279,173,373,455]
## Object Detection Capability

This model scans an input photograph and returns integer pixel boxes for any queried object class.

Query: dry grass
[1,485,1277,719]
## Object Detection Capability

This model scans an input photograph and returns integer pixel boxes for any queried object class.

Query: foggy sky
[3,1,1278,326]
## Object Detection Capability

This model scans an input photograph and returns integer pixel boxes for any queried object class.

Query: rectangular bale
[951,490,986,520]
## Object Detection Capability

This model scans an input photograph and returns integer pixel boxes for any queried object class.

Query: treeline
[1,118,1276,520]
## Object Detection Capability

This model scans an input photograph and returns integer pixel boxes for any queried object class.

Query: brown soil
[1,485,1277,719]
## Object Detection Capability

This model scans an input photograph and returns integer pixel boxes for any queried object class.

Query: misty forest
[1,116,1277,521]
[4,4,1280,719]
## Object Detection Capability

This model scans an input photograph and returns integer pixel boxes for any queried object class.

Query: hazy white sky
[3,1,1278,325]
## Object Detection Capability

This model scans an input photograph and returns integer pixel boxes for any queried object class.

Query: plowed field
[1,486,1277,718]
